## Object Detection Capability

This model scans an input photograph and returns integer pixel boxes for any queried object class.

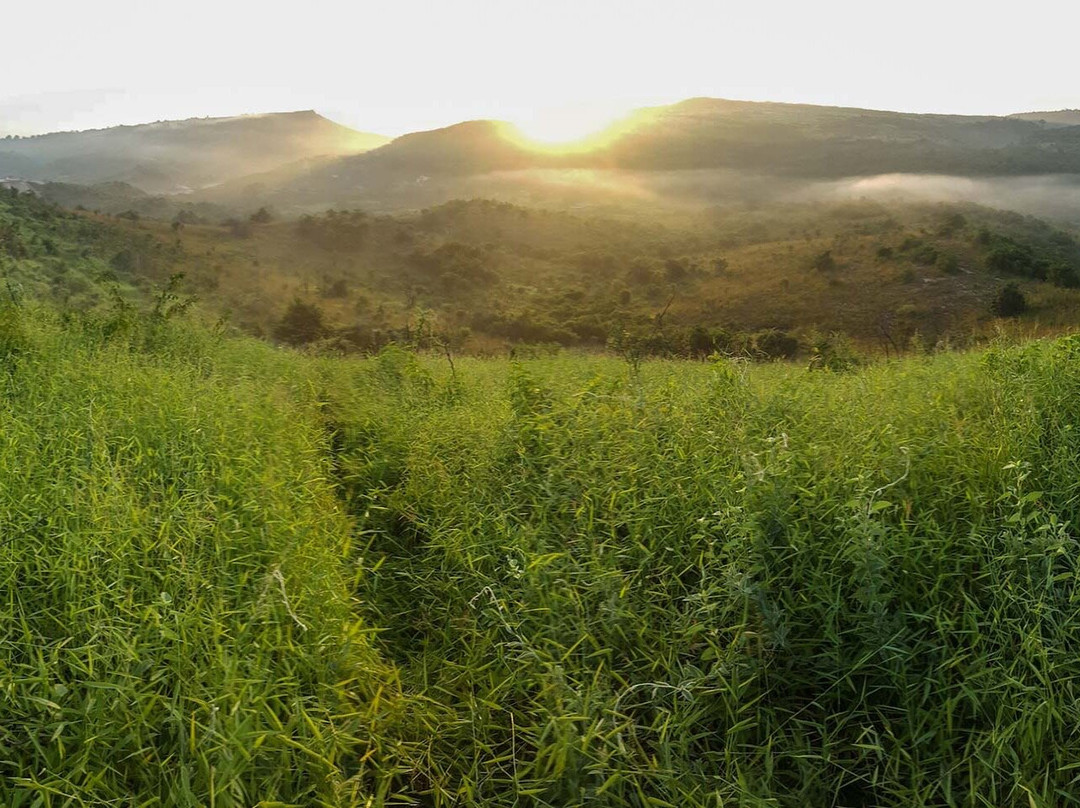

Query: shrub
[806,330,861,371]
[811,250,836,272]
[938,253,961,275]
[986,241,1043,279]
[688,325,716,358]
[273,299,327,345]
[991,283,1028,317]
[0,301,28,365]
[909,244,939,266]
[322,278,349,298]
[752,328,800,359]
[1048,263,1080,289]
[249,206,274,224]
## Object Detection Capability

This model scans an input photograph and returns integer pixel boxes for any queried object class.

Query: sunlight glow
[506,105,657,154]
[512,107,627,144]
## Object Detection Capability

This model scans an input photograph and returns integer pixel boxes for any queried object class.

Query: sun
[509,104,642,151]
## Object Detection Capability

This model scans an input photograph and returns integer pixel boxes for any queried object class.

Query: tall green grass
[0,307,406,806]
[322,343,1080,807]
[5,302,1080,805]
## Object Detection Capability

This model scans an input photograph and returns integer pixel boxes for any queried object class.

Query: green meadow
[2,298,1080,806]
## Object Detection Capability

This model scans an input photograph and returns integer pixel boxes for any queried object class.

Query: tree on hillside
[250,207,274,224]
[811,250,836,272]
[1048,263,1080,289]
[273,299,326,346]
[990,283,1027,318]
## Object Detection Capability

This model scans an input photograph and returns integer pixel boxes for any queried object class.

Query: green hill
[84,196,1080,354]
[0,185,184,308]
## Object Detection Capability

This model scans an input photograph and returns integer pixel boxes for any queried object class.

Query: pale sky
[3,0,1079,142]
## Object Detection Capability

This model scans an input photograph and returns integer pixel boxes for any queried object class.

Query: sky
[3,0,1080,142]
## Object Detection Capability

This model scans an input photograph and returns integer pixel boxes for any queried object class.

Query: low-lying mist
[409,169,1080,223]
[798,173,1080,224]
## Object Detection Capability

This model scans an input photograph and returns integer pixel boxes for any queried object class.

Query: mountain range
[6,98,1080,216]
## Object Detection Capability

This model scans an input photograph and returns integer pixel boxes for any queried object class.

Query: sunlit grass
[320,337,1080,806]
[6,298,1080,805]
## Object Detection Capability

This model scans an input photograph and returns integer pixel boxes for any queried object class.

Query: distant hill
[0,178,231,221]
[198,99,1080,214]
[197,119,565,211]
[15,98,1080,217]
[597,98,1053,174]
[0,111,388,194]
[1009,109,1080,126]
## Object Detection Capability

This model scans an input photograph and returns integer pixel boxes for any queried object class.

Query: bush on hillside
[273,299,327,345]
[1048,263,1080,289]
[991,283,1028,317]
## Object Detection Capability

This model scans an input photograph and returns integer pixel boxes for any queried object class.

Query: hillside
[199,98,1080,213]
[0,111,388,193]
[14,99,1080,217]
[0,185,183,308]
[36,195,1075,355]
[197,120,559,212]
[0,178,235,221]
[9,176,1080,357]
[1009,109,1080,126]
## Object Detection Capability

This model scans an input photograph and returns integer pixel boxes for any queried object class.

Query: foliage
[273,298,327,345]
[991,282,1028,317]
[811,249,836,271]
[314,336,1080,806]
[14,188,1080,354]
[0,310,403,805]
[7,290,1080,804]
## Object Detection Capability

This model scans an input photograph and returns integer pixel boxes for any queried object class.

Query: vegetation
[11,162,1080,803]
[11,193,1066,358]
[4,288,1080,804]
[0,186,174,308]
[992,282,1029,317]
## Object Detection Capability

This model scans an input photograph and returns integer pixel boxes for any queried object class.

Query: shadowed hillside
[0,111,388,193]
[13,99,1080,218]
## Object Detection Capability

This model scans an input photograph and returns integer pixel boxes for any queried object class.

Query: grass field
[4,296,1080,805]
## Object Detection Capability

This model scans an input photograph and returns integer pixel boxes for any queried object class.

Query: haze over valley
[10,98,1080,220]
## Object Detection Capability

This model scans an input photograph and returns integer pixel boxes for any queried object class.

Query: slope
[97,197,1080,354]
[0,111,388,193]
[198,98,1080,213]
